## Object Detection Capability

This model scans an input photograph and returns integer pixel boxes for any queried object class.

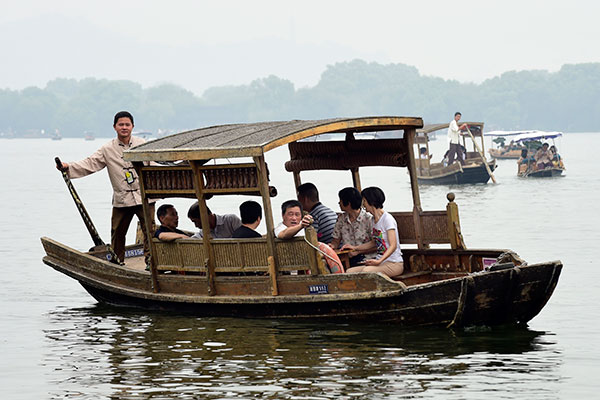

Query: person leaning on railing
[154,204,190,241]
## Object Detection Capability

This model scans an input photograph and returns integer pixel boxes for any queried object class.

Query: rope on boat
[447,275,474,329]
[303,237,344,272]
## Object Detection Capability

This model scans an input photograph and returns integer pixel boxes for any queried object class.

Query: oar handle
[55,156,66,171]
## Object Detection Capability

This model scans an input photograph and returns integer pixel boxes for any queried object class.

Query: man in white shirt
[274,200,313,239]
[187,203,242,239]
[447,112,468,165]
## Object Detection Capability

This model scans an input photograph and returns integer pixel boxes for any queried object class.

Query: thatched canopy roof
[124,116,423,162]
[418,122,484,135]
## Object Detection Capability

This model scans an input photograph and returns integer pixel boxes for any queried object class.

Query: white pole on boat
[465,127,497,184]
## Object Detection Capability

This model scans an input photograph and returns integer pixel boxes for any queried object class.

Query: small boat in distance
[415,123,497,184]
[514,131,565,177]
[51,130,62,141]
[486,130,540,159]
[41,117,560,327]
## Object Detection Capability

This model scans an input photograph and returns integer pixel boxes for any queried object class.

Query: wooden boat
[486,130,536,159]
[514,131,565,178]
[41,117,561,327]
[415,123,497,184]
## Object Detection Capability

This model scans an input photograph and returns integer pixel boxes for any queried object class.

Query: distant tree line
[1,59,599,137]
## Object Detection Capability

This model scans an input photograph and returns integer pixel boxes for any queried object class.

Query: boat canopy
[513,131,563,143]
[418,122,484,136]
[485,130,563,140]
[124,117,423,163]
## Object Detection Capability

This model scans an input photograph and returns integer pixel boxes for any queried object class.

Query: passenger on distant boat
[274,200,313,239]
[534,143,553,170]
[329,187,376,267]
[447,112,468,165]
[187,203,241,239]
[550,145,564,167]
[296,183,337,244]
[154,204,190,241]
[419,147,432,159]
[232,201,262,239]
[54,111,154,264]
[517,149,533,174]
[343,187,404,278]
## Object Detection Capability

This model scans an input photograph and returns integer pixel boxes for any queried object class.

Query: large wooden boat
[41,117,561,327]
[415,123,497,184]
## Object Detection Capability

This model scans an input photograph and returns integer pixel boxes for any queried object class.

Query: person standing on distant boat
[55,111,154,265]
[447,112,468,165]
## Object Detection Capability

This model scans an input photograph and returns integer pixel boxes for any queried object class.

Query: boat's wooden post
[190,161,216,296]
[254,156,279,282]
[268,256,278,296]
[446,192,466,250]
[405,128,425,249]
[351,167,362,191]
[133,162,160,293]
[304,225,327,275]
[293,171,302,189]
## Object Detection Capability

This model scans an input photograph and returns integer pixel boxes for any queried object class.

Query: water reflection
[44,305,562,399]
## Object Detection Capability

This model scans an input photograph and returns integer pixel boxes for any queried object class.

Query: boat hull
[520,167,565,178]
[42,238,561,328]
[418,162,497,185]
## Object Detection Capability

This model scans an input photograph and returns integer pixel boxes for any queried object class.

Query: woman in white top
[343,186,404,278]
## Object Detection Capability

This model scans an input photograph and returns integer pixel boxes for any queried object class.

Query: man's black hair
[187,202,212,219]
[296,182,319,202]
[281,200,303,216]
[454,112,462,117]
[239,201,262,224]
[338,187,362,210]
[157,204,174,222]
[361,186,386,209]
[113,111,134,126]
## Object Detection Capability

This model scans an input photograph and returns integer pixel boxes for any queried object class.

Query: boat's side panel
[418,162,496,185]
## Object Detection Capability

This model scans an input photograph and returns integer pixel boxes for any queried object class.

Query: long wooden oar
[464,127,497,184]
[55,157,121,263]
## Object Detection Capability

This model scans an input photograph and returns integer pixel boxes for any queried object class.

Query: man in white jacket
[447,112,468,165]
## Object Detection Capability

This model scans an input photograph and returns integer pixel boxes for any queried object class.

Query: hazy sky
[1,0,598,95]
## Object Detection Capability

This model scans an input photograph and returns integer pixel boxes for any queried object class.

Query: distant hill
[1,60,599,137]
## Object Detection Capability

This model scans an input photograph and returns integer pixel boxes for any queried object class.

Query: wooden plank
[254,155,279,282]
[190,160,217,295]
[133,161,160,293]
[351,167,361,191]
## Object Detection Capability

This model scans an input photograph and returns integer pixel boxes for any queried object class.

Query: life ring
[318,242,345,273]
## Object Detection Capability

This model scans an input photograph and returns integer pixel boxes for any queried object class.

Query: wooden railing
[152,237,311,273]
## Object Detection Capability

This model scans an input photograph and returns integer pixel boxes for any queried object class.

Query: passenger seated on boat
[274,200,313,239]
[329,187,376,267]
[419,147,432,159]
[442,150,450,167]
[187,202,242,239]
[343,187,404,278]
[534,143,553,169]
[517,149,532,174]
[232,201,262,238]
[297,182,337,244]
[154,204,190,241]
[549,145,563,167]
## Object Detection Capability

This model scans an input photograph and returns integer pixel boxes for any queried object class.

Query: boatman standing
[55,111,153,265]
[447,112,468,165]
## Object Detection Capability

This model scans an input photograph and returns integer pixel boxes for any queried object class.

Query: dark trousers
[111,204,154,263]
[448,143,465,165]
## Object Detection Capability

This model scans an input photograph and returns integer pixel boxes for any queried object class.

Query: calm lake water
[1,132,599,399]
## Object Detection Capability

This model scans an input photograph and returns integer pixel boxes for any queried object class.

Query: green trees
[1,61,599,137]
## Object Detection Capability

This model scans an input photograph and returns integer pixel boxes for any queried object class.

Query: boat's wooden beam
[405,128,425,249]
[254,156,279,290]
[190,160,217,295]
[351,167,361,191]
[133,161,160,293]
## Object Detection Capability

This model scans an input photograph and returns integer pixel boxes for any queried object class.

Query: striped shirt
[309,202,337,244]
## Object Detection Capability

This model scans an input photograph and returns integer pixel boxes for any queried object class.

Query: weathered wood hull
[418,162,497,185]
[42,237,561,327]
[520,167,565,178]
